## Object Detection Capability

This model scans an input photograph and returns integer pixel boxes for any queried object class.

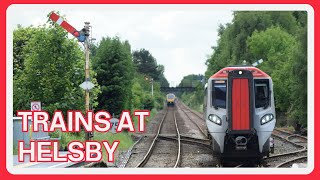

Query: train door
[228,70,254,132]
[204,83,208,113]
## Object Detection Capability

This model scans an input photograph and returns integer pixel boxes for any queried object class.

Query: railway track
[135,108,181,168]
[158,135,212,150]
[124,103,215,168]
[274,129,307,144]
[275,129,308,146]
[176,101,208,138]
[275,156,308,168]
[179,102,204,121]
[272,129,306,149]
[265,129,308,168]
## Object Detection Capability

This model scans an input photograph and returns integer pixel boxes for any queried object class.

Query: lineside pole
[151,78,154,97]
[84,22,91,141]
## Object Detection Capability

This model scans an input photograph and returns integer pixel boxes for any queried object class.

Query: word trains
[17,110,150,133]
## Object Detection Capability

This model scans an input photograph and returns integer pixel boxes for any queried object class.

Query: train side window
[212,80,227,109]
[254,79,270,108]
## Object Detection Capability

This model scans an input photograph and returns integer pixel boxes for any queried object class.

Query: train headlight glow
[208,114,222,125]
[260,114,274,125]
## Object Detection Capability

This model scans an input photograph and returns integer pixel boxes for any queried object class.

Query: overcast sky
[8,5,233,86]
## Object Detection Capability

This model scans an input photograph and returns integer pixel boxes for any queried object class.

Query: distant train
[204,66,276,161]
[166,93,176,107]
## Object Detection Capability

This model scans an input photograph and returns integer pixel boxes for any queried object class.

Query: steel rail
[287,134,308,142]
[276,156,307,168]
[158,135,213,150]
[177,102,208,138]
[173,111,181,168]
[135,109,168,167]
[271,133,305,149]
[274,128,307,141]
[273,128,292,137]
[135,108,182,168]
[179,102,204,121]
[264,130,308,167]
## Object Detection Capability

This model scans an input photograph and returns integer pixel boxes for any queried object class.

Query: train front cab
[205,67,276,159]
[166,94,175,107]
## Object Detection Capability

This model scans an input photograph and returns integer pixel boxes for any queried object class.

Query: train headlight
[208,114,222,125]
[260,114,274,125]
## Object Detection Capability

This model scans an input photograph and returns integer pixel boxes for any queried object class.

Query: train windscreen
[212,80,226,109]
[254,79,270,108]
[167,94,175,99]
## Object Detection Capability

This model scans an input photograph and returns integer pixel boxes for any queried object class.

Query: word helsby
[18,140,119,162]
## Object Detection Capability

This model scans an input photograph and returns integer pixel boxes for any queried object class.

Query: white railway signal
[252,59,264,67]
[80,81,95,91]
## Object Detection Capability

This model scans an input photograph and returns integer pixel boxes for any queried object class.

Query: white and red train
[204,66,276,160]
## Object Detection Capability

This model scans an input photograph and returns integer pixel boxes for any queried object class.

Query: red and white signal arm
[31,101,41,111]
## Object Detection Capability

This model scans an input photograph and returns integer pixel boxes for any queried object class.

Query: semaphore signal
[49,11,92,140]
[49,12,88,42]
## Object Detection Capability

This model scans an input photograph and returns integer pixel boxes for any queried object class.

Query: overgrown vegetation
[179,74,204,112]
[13,25,97,115]
[205,11,307,127]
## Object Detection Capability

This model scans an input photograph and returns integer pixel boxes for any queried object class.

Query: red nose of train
[228,69,253,132]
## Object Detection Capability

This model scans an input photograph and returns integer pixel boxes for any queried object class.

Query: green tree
[178,74,205,112]
[13,25,38,77]
[290,23,307,126]
[133,49,158,79]
[180,80,204,112]
[205,11,300,78]
[92,37,134,115]
[13,25,97,114]
[157,65,169,87]
[247,26,298,113]
[179,74,203,87]
[132,49,169,86]
[205,11,307,126]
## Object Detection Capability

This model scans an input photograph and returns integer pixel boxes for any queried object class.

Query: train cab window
[254,79,270,108]
[212,80,227,109]
[167,94,175,99]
